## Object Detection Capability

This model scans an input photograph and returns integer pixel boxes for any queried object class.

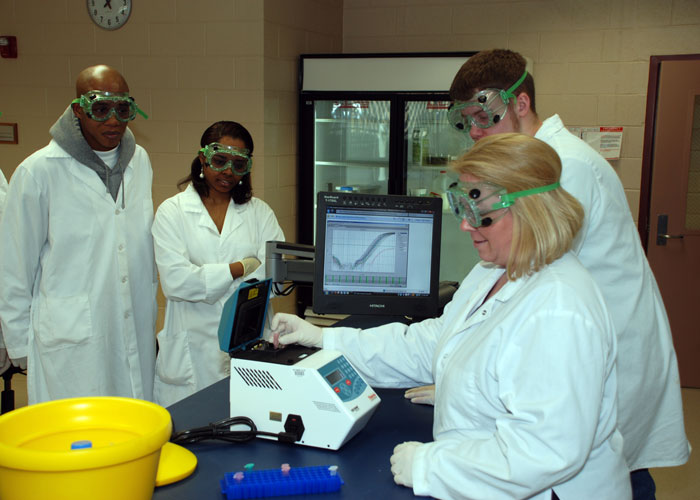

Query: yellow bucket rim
[0,397,172,472]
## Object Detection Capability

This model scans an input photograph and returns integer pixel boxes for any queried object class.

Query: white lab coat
[0,169,10,377]
[0,140,157,404]
[324,253,631,500]
[536,115,689,469]
[152,184,284,408]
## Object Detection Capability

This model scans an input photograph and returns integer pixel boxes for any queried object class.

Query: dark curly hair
[450,49,537,114]
[178,121,254,205]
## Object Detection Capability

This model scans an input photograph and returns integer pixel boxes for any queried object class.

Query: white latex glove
[11,356,27,370]
[240,257,261,277]
[390,441,422,488]
[270,312,323,348]
[404,384,436,406]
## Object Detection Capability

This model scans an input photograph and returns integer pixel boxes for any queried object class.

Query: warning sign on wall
[568,126,623,160]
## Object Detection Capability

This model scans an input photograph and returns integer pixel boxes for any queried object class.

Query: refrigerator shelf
[315,160,388,169]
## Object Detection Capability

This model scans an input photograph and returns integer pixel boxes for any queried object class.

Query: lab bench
[154,378,434,499]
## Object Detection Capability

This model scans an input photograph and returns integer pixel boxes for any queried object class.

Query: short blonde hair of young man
[451,133,584,280]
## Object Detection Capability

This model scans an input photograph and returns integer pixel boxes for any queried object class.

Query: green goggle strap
[491,181,560,209]
[134,104,148,119]
[71,95,149,120]
[498,70,528,104]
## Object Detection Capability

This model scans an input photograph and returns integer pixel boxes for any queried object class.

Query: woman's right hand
[404,384,436,406]
[270,312,323,348]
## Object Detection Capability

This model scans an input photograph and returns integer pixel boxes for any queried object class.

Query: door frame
[638,53,700,251]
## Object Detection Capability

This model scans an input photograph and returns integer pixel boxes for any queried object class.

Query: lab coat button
[115,209,120,215]
[482,310,487,316]
[124,311,130,319]
[118,244,124,251]
[121,276,128,283]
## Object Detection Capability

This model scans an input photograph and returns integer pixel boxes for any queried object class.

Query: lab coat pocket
[155,328,196,386]
[36,295,93,349]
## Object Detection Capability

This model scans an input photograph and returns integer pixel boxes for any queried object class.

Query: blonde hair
[451,133,583,280]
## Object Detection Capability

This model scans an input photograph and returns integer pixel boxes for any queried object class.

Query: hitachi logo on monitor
[369,303,385,308]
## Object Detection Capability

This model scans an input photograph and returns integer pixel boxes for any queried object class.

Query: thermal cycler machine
[217,279,380,450]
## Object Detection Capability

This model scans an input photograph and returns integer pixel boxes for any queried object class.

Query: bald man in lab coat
[0,65,157,404]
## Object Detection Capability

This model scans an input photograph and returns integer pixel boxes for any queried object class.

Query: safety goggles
[72,90,148,122]
[447,70,528,134]
[446,180,560,228]
[199,142,252,175]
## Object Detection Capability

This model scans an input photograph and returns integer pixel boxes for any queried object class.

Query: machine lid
[217,279,272,355]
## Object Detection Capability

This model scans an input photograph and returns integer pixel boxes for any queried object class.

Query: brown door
[641,55,700,387]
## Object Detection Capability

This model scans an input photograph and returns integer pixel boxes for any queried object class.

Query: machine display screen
[325,369,343,385]
[313,191,442,318]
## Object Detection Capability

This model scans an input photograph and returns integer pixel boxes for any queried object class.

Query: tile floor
[3,374,698,499]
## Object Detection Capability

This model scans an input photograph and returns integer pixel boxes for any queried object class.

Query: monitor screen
[313,191,442,317]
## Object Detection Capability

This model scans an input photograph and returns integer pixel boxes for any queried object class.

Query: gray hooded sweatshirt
[49,106,135,207]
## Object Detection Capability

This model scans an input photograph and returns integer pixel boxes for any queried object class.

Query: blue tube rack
[220,465,344,499]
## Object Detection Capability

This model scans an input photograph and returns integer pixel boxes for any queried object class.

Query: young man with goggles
[447,70,527,135]
[446,180,559,228]
[199,142,253,176]
[405,48,689,500]
[72,90,148,123]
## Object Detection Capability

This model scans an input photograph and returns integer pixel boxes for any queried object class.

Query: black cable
[170,416,297,445]
[273,282,296,296]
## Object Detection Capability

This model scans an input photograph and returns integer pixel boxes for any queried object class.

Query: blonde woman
[271,134,631,499]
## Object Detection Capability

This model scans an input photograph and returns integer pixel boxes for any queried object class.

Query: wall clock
[87,0,132,31]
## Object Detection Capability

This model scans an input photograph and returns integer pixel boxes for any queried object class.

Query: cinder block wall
[0,0,343,321]
[2,0,699,319]
[343,0,700,221]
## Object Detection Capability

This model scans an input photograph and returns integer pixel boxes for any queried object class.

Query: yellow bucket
[0,397,172,500]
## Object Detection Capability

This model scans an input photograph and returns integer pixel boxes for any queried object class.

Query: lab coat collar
[536,114,566,140]
[441,264,503,336]
[46,140,133,204]
[445,263,533,336]
[181,183,248,235]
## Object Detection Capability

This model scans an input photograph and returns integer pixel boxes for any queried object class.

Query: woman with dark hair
[152,121,284,407]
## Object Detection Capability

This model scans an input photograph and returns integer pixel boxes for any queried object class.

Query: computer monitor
[313,191,442,318]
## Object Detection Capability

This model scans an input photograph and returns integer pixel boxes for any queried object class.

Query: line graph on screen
[330,230,397,273]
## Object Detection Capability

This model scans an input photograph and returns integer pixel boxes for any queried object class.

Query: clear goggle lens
[446,180,561,228]
[448,70,528,133]
[447,90,508,133]
[200,143,252,175]
[72,91,147,122]
[446,182,508,228]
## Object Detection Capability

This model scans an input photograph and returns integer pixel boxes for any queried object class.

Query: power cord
[170,416,301,445]
[273,282,296,296]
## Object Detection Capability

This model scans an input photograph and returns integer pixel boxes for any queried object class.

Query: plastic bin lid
[156,442,197,486]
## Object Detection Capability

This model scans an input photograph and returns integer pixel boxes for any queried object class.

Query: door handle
[656,214,685,246]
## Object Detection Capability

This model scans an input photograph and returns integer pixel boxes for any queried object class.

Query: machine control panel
[317,355,367,402]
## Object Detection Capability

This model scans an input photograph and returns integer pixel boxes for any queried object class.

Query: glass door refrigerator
[298,53,481,289]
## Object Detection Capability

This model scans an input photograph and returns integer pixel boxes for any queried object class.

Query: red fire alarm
[0,36,18,58]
